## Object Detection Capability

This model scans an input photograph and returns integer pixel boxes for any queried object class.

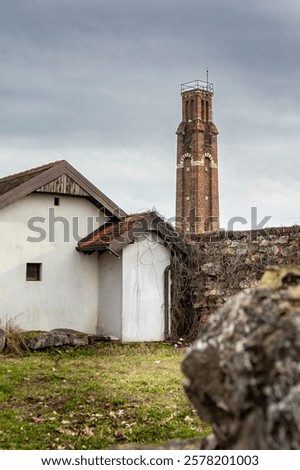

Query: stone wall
[171,225,300,339]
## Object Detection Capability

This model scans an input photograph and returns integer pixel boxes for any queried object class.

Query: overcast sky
[1,0,300,229]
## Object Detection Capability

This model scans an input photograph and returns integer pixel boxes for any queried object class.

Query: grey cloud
[0,0,299,224]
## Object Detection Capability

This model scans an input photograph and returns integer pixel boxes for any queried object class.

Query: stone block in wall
[277,236,289,244]
[200,262,221,276]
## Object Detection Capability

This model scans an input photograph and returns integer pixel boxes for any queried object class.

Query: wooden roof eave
[76,244,121,258]
[76,245,105,255]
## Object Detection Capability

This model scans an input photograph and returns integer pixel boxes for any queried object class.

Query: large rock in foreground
[182,267,300,450]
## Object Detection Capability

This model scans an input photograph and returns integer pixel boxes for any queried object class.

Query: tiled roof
[0,161,62,196]
[78,212,152,250]
[77,211,190,255]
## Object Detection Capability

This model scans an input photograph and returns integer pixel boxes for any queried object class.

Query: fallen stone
[181,267,300,450]
[25,330,89,350]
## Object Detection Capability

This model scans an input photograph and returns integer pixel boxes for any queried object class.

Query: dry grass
[2,320,29,355]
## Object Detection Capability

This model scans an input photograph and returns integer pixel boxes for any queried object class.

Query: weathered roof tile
[78,212,152,250]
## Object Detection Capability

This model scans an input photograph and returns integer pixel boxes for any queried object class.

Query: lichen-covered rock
[259,265,300,289]
[25,330,88,350]
[181,267,300,450]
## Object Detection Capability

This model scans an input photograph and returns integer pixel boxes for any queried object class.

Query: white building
[0,160,185,342]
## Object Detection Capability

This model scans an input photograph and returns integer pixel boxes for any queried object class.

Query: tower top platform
[181,79,214,94]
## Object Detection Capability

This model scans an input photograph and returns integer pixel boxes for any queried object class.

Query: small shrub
[3,320,28,355]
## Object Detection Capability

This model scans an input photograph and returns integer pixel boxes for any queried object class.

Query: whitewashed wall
[121,234,171,342]
[0,194,172,342]
[97,251,122,338]
[0,193,104,333]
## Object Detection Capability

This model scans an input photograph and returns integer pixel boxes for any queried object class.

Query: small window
[54,197,60,206]
[26,263,42,281]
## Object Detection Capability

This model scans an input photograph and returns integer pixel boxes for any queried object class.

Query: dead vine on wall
[170,228,300,342]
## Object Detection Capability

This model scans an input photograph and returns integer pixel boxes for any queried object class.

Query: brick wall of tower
[176,86,219,234]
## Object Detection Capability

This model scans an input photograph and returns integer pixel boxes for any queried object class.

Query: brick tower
[176,79,219,234]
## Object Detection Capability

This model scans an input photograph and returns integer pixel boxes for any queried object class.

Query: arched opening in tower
[204,156,213,231]
[183,156,192,232]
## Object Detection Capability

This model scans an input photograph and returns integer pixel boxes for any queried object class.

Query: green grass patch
[0,343,210,449]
